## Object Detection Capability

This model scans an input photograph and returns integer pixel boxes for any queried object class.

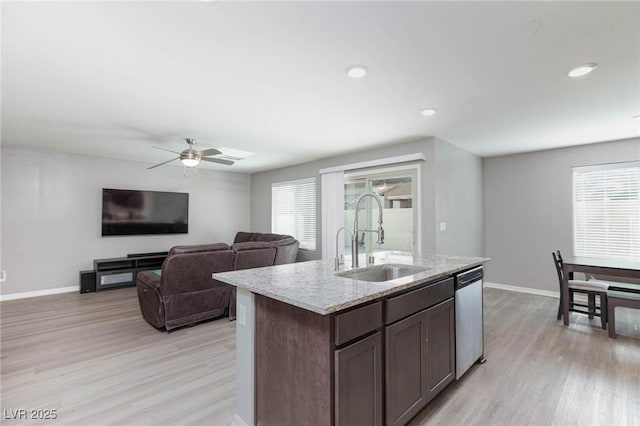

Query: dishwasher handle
[456,267,483,289]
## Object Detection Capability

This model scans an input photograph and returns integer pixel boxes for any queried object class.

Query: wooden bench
[606,283,640,338]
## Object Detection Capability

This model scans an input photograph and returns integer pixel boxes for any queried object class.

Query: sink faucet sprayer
[335,192,385,270]
[334,227,353,271]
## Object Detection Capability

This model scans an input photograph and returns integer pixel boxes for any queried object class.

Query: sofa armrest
[137,270,161,290]
[272,239,300,265]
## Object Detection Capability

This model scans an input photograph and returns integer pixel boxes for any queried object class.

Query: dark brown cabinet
[335,332,383,426]
[384,278,456,426]
[385,311,427,426]
[255,276,458,426]
[425,299,455,401]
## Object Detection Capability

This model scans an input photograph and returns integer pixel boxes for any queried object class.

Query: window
[573,161,640,261]
[272,178,317,250]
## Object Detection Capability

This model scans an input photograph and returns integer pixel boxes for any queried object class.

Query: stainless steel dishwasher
[455,266,486,379]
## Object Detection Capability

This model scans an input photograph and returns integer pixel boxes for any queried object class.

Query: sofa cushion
[233,232,291,244]
[169,243,230,255]
[269,237,297,247]
[234,247,277,270]
[231,241,272,251]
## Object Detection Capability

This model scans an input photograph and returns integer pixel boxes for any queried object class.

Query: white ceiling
[2,1,639,173]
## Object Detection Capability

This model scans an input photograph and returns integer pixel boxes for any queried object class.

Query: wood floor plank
[411,289,640,426]
[1,287,638,425]
[1,288,236,426]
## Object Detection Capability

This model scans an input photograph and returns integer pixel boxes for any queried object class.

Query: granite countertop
[213,252,489,315]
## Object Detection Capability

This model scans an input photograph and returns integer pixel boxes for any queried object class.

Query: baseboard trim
[232,413,249,426]
[0,285,78,302]
[484,281,559,299]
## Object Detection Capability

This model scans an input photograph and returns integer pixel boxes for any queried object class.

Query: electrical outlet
[0,271,6,283]
[439,222,447,232]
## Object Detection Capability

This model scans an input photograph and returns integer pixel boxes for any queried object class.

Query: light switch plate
[238,304,247,327]
[439,222,447,231]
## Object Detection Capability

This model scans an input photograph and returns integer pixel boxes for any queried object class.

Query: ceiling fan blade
[198,148,222,157]
[147,157,180,169]
[153,146,182,155]
[201,157,234,166]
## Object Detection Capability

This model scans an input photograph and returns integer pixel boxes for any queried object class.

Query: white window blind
[573,161,640,261]
[272,178,317,250]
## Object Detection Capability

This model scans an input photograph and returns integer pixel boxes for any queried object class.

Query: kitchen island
[213,252,488,426]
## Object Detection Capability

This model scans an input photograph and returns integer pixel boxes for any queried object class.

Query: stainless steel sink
[336,264,431,282]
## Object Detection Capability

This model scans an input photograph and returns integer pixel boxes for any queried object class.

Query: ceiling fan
[147,138,234,170]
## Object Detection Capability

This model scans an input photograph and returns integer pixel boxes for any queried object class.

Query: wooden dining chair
[553,250,608,329]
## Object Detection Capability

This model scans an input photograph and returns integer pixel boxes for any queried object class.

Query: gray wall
[434,139,484,257]
[251,137,484,261]
[1,148,251,296]
[483,138,640,292]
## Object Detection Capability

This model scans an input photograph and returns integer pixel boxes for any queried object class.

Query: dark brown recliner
[136,243,234,330]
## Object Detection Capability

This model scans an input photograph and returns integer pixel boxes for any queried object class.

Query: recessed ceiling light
[346,65,368,79]
[420,108,438,116]
[568,63,598,78]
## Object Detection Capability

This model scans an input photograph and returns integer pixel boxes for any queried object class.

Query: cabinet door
[385,311,427,426]
[425,298,455,402]
[335,332,383,426]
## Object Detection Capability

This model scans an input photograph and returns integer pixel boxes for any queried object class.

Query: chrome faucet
[334,227,353,270]
[352,192,384,267]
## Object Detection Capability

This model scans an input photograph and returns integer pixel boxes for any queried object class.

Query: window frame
[271,177,317,251]
[572,160,640,262]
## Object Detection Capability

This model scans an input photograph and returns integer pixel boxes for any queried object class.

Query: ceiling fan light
[181,158,200,167]
[568,63,597,78]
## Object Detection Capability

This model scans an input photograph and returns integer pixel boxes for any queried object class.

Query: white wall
[483,137,640,292]
[0,148,251,296]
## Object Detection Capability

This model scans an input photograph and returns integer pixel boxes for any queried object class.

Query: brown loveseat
[232,232,299,265]
[136,233,299,330]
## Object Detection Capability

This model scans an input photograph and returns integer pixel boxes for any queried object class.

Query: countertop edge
[215,259,487,315]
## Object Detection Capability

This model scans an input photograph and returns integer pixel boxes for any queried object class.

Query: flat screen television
[102,188,189,236]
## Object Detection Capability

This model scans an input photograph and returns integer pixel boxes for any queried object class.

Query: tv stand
[127,251,169,259]
[81,252,168,293]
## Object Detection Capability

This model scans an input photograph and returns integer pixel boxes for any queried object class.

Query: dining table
[562,256,640,326]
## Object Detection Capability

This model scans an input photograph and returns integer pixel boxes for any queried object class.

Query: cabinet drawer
[385,278,454,325]
[335,301,382,346]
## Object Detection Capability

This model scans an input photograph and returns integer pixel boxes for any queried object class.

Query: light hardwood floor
[1,287,639,425]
